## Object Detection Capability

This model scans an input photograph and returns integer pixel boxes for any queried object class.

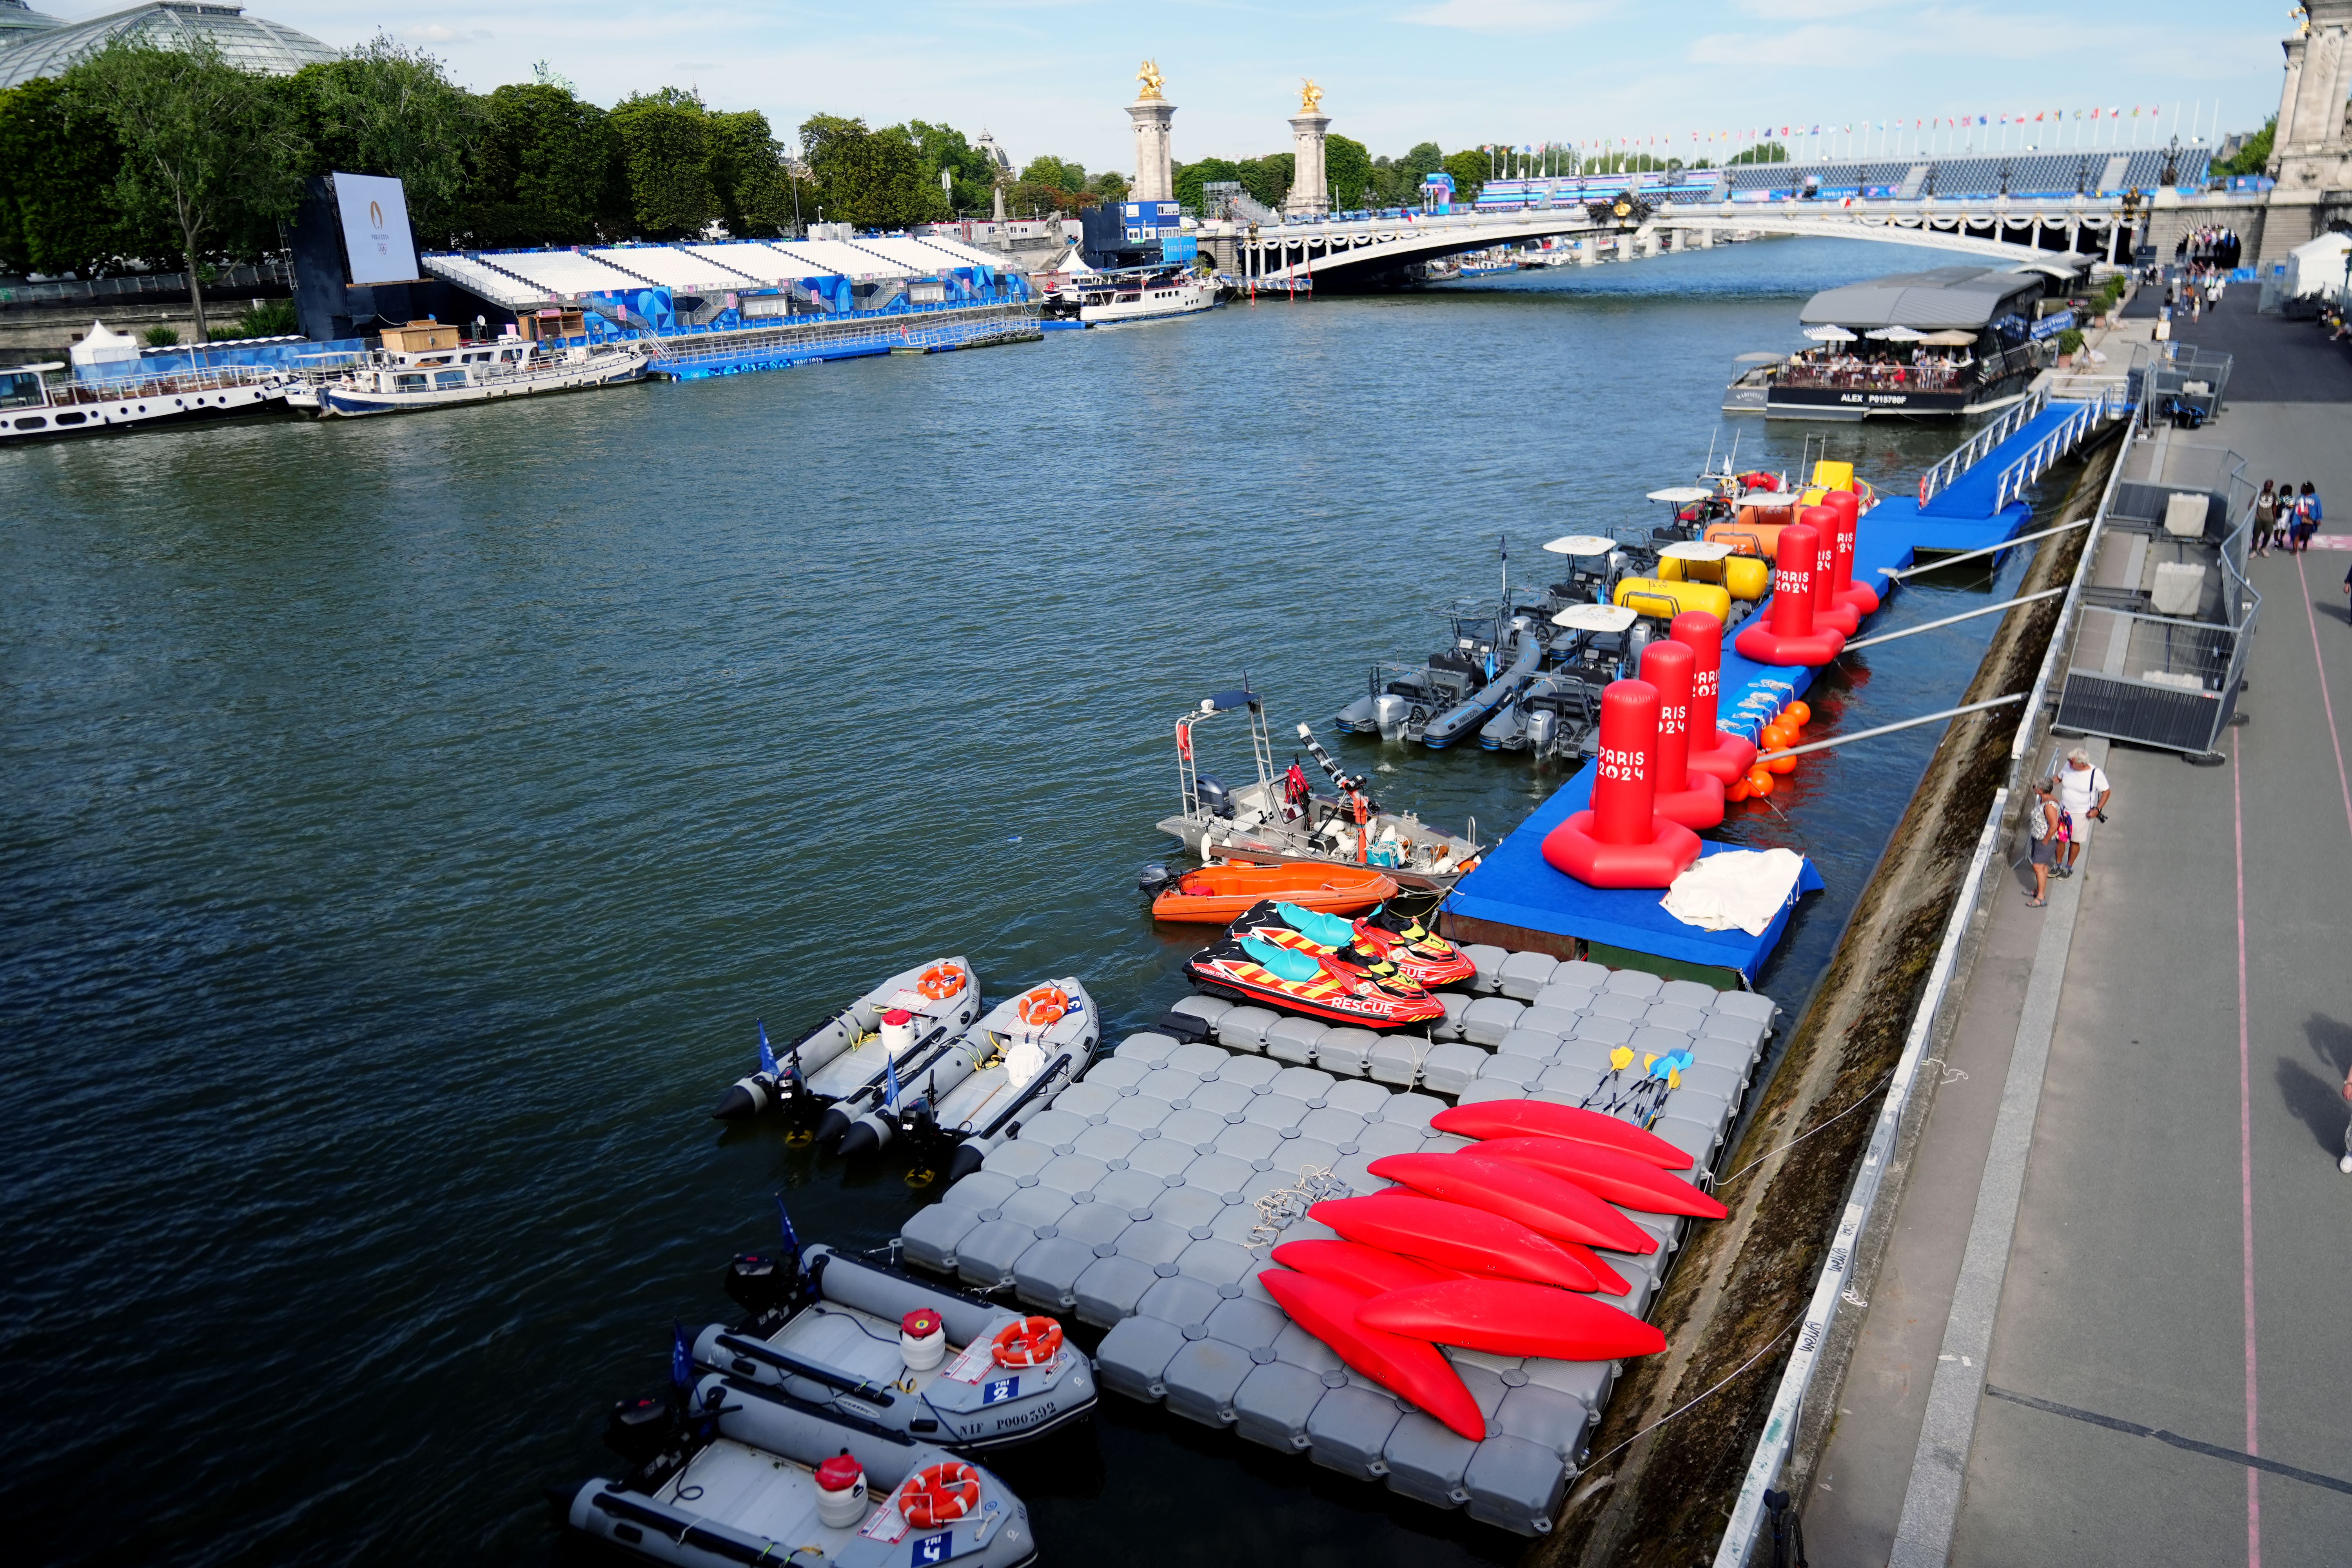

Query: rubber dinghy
[712,958,980,1122]
[1422,624,1546,749]
[1230,898,1477,989]
[564,1374,1037,1568]
[698,1242,1096,1452]
[802,962,990,1147]
[1184,931,1443,1029]
[834,978,1100,1177]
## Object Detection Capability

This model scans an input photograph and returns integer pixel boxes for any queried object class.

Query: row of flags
[1479,107,2172,156]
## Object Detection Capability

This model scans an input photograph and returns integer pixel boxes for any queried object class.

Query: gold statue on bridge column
[1136,59,1166,101]
[1299,78,1323,113]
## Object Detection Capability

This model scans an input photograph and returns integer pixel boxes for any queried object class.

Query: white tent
[69,319,140,372]
[2283,231,2351,300]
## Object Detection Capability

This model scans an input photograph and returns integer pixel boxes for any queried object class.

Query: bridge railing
[1916,385,2051,506]
[1992,389,2125,510]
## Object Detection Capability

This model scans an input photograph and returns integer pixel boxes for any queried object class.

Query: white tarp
[2282,231,2350,299]
[334,171,419,286]
[1662,848,1808,936]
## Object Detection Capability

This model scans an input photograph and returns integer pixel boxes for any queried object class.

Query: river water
[2,238,2065,1567]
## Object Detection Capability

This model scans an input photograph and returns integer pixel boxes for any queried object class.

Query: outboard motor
[1526,708,1560,758]
[1195,775,1236,820]
[605,1393,681,1469]
[1372,693,1409,743]
[1625,619,1654,672]
[1136,861,1176,897]
[724,1249,799,1321]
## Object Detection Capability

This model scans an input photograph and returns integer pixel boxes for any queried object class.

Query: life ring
[918,964,964,1000]
[991,1314,1064,1368]
[1014,987,1069,1027]
[898,1461,982,1528]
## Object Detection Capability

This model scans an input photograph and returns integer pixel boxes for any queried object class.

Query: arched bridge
[1206,188,2263,289]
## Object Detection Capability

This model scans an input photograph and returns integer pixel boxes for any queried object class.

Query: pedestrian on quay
[2055,748,2110,878]
[2299,482,2324,550]
[2340,558,2351,621]
[2255,479,2278,555]
[2341,1057,2352,1174]
[2025,778,2061,906]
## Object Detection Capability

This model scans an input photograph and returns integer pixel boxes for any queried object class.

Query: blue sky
[56,1,2296,173]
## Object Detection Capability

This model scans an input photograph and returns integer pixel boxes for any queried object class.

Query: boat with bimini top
[283,313,649,417]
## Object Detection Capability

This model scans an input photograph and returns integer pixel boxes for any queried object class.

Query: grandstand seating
[588,245,763,293]
[421,253,551,309]
[768,238,921,278]
[906,234,1011,270]
[489,249,654,295]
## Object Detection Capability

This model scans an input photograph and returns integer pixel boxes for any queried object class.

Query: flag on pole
[884,1054,902,1115]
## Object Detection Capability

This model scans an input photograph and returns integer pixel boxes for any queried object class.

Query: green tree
[707,109,797,237]
[1003,178,1081,217]
[1086,169,1128,205]
[1325,134,1373,211]
[73,38,306,341]
[900,120,997,214]
[1236,152,1293,210]
[1440,149,1486,204]
[2219,118,2274,178]
[1173,155,1242,212]
[1727,142,1786,166]
[0,74,158,275]
[283,37,480,248]
[1020,154,1086,193]
[800,114,943,229]
[611,89,717,238]
[467,80,626,247]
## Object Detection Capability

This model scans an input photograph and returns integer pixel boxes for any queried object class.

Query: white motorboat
[285,314,650,417]
[1075,266,1216,325]
[0,358,287,443]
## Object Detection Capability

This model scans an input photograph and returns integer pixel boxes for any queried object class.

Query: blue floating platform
[1442,413,2080,984]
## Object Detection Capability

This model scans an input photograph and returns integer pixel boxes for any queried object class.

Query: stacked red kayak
[1259,1099,1721,1441]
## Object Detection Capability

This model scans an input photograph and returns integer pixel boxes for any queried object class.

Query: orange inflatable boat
[1149,863,1399,924]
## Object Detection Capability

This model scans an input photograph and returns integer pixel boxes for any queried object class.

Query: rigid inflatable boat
[797,962,986,1146]
[1145,862,1399,924]
[698,1242,1096,1452]
[1184,932,1444,1029]
[1228,898,1477,990]
[564,1374,1038,1568]
[833,978,1101,1175]
[713,958,981,1122]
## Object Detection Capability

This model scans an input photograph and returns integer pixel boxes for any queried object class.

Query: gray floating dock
[894,952,1777,1537]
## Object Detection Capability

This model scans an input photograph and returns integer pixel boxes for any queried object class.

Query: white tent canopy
[1866,325,1930,342]
[69,319,140,370]
[1803,323,1857,342]
[2283,232,2350,299]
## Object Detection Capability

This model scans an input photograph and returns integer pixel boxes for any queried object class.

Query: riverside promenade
[1801,288,2352,1564]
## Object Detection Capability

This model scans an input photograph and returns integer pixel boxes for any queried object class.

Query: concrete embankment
[1532,430,2125,1568]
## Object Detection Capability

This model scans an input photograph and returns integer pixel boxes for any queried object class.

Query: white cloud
[1399,0,1607,33]
[406,24,456,42]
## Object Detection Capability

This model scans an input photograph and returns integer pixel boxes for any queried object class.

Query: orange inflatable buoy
[1745,767,1775,797]
[1766,752,1797,775]
[898,1461,982,1528]
[1726,778,1751,802]
[1760,723,1793,751]
[1784,701,1811,726]
[991,1315,1065,1368]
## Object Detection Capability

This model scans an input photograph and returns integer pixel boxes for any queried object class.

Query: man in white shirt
[2055,747,2111,878]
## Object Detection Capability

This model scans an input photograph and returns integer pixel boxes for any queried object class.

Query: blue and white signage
[332,172,418,286]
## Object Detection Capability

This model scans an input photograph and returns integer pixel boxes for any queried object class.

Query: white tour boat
[287,313,651,418]
[1,356,287,444]
[1074,266,1217,326]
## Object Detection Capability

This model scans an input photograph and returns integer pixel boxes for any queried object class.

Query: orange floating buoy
[1745,767,1775,797]
[991,1314,1065,1368]
[1784,701,1811,726]
[899,1461,983,1528]
[1766,752,1797,775]
[1727,778,1751,802]
[1760,723,1793,751]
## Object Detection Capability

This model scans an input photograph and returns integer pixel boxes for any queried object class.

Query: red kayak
[1474,1136,1728,1219]
[1367,1151,1657,1256]
[1309,1193,1602,1292]
[1259,1269,1486,1441]
[1270,1238,1464,1296]
[1356,1278,1668,1363]
[1430,1099,1694,1171]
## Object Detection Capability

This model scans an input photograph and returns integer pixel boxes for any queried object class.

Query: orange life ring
[1014,987,1069,1027]
[898,1460,982,1528]
[918,964,964,1000]
[991,1314,1064,1368]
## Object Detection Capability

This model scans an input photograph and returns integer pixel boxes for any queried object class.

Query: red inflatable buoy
[1734,523,1847,667]
[1821,489,1880,616]
[1671,611,1758,783]
[1803,506,1862,637]
[1539,679,1703,889]
[1639,639,1726,830]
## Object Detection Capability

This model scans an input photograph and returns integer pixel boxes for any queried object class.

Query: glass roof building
[0,3,338,90]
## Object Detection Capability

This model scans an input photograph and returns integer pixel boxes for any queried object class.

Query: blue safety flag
[757,1020,777,1076]
[774,1193,800,1259]
[884,1056,901,1115]
[670,1319,692,1394]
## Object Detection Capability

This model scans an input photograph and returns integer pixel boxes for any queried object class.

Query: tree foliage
[282,38,479,247]
[73,38,306,339]
[800,114,944,230]
[1325,134,1373,211]
[1441,149,1486,204]
[2218,118,2274,178]
[707,109,799,237]
[901,119,998,214]
[0,74,164,274]
[467,81,625,248]
[1726,142,1787,166]
[610,88,719,239]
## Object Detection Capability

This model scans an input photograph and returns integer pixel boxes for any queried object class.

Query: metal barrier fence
[651,303,1042,378]
[2141,342,2232,425]
[1992,388,2124,509]
[1713,413,2134,1566]
[1916,385,2052,505]
[0,261,294,308]
[2053,432,2257,759]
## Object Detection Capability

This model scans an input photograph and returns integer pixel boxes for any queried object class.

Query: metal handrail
[1917,385,2051,506]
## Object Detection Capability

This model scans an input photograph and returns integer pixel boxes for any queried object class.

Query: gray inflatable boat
[564,1374,1038,1568]
[713,958,982,1123]
[697,1242,1097,1453]
[835,978,1101,1176]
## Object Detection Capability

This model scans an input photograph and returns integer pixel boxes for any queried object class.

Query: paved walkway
[1800,292,2352,1564]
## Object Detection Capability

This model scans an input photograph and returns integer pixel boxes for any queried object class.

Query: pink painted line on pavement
[2230,733,2260,1568]
[2294,551,2352,845]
